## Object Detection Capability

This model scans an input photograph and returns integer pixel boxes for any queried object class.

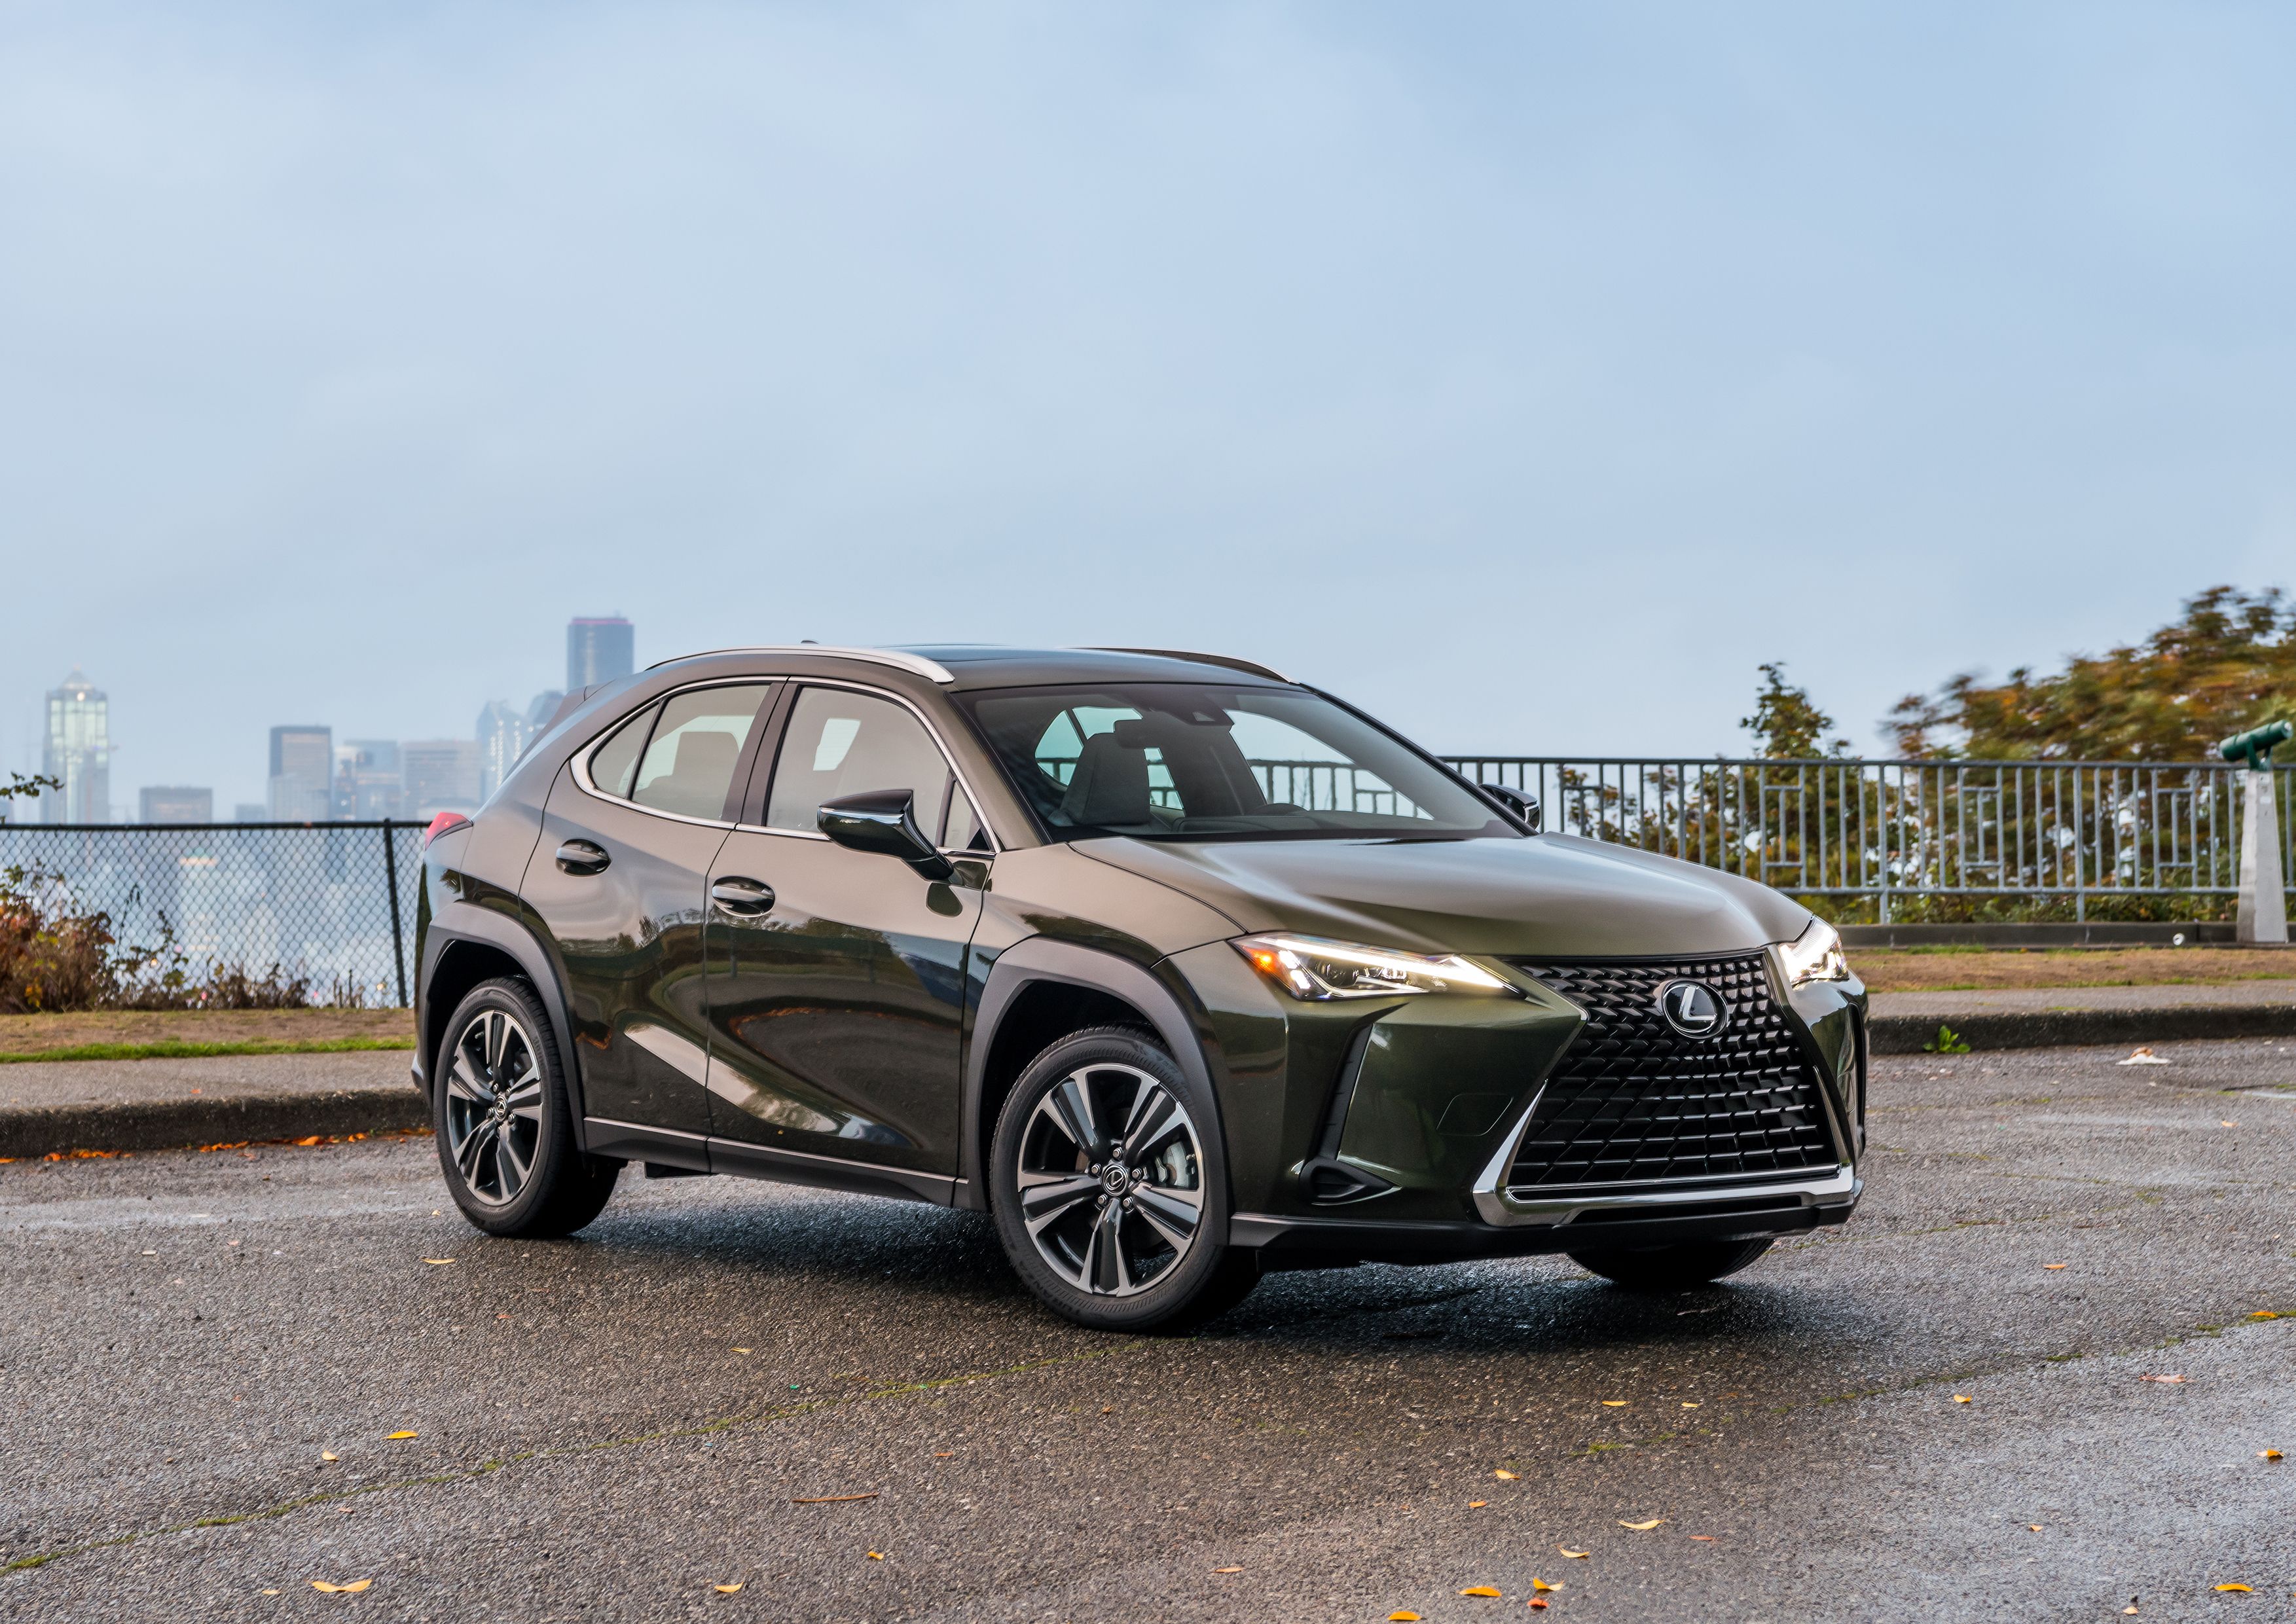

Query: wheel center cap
[1100,1164,1129,1195]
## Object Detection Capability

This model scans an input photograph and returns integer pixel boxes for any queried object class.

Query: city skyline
[10,615,634,823]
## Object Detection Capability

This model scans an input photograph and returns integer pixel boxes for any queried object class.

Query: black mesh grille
[1504,954,1836,1192]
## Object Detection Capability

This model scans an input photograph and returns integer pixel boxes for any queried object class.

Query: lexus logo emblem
[1658,980,1728,1039]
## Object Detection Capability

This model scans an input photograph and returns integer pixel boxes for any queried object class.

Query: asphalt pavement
[5,1039,2295,1621]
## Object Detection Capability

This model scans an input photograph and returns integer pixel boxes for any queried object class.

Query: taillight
[421,812,473,849]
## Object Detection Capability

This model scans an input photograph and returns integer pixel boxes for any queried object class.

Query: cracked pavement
[4,1039,2295,1620]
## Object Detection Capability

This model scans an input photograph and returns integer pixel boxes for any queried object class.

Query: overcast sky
[5,1,2293,810]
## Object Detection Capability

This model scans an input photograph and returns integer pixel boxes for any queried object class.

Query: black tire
[1567,1238,1774,1290]
[990,1026,1259,1333]
[433,977,620,1238]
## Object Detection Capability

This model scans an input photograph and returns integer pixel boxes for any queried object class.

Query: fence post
[382,821,409,1007]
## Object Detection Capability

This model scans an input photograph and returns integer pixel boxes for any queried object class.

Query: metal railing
[1442,756,2296,920]
[0,821,424,1005]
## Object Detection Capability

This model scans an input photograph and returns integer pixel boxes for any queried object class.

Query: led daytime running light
[1232,934,1513,1001]
[1778,919,1850,987]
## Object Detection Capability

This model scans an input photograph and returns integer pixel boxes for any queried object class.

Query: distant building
[233,803,268,823]
[139,786,214,823]
[526,689,567,732]
[339,739,403,819]
[41,668,111,824]
[477,702,532,801]
[567,616,634,692]
[402,739,483,817]
[268,725,334,821]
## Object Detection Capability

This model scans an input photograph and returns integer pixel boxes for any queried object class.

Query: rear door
[521,681,777,1140]
[702,683,991,1177]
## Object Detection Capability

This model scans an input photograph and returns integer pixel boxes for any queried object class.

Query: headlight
[1232,934,1515,1000]
[1777,918,1850,987]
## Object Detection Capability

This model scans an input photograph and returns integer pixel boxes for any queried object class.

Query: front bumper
[1233,1168,1859,1266]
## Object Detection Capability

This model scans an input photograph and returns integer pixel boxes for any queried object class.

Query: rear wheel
[990,1026,1258,1332]
[435,978,620,1238]
[1567,1238,1773,1290]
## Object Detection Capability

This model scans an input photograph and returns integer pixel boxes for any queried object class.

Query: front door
[704,683,989,1174]
[521,681,776,1138]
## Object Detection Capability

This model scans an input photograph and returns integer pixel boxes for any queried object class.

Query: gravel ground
[3,1039,2293,1621]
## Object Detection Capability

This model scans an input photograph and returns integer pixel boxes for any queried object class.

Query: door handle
[556,839,610,876]
[710,876,776,916]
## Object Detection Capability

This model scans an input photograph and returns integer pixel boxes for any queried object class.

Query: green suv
[411,645,1864,1329]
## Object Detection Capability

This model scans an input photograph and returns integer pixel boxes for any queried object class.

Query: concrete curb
[0,1088,429,1159]
[1868,1003,2296,1055]
[5,1001,2295,1156]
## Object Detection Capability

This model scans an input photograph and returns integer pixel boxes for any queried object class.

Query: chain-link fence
[0,821,424,1007]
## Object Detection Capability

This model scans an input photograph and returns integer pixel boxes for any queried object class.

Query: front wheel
[435,978,620,1238]
[1567,1238,1773,1290]
[989,1026,1259,1332]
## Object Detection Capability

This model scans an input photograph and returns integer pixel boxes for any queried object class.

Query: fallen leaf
[1212,1566,1242,1574]
[262,1591,280,1597]
[732,1347,752,1354]
[2250,1311,2280,1320]
[2043,1263,2068,1270]
[2139,1374,2187,1384]
[295,1136,323,1146]
[1459,1586,1503,1597]
[2215,1583,2253,1592]
[2117,1047,2169,1066]
[2028,1524,2042,1532]
[320,1452,338,1462]
[1468,1500,1488,1507]
[1620,1519,1664,1530]
[1600,1399,1628,1407]
[421,1258,454,1266]
[1389,1613,1422,1621]
[1681,1401,1700,1408]
[791,1492,879,1504]
[2221,1121,2238,1128]
[1688,1535,1715,1542]
[2261,1449,2284,1460]
[867,1551,884,1561]
[932,1451,955,1458]
[1954,1396,1973,1403]
[385,1431,418,1439]
[310,1579,373,1593]
[1493,1470,1519,1480]
[1531,1578,1561,1591]
[1559,1548,1590,1559]
[2123,1608,2138,1615]
[714,1583,744,1594]
[1529,1602,1550,1612]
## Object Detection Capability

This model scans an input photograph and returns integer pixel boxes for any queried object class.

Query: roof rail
[1087,648,1292,683]
[646,645,956,683]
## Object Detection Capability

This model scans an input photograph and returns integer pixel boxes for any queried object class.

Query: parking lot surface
[4,1041,2294,1621]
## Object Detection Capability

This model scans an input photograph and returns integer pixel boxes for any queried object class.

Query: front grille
[1503,953,1837,1192]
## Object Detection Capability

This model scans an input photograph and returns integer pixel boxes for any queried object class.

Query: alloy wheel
[442,1007,546,1206]
[1015,1061,1205,1297]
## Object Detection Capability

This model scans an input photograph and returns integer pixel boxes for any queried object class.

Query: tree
[1887,586,2296,760]
[1,771,57,806]
[1740,662,1851,759]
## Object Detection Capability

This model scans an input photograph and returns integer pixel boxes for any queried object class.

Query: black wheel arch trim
[418,900,591,1149]
[958,937,1226,1213]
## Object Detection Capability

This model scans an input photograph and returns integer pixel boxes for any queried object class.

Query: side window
[629,684,774,820]
[588,703,659,800]
[766,687,957,839]
[942,786,989,852]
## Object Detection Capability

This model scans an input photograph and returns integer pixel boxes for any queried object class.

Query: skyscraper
[567,616,634,692]
[139,786,213,823]
[268,725,334,821]
[476,702,532,801]
[340,740,403,819]
[41,668,110,824]
[402,740,483,817]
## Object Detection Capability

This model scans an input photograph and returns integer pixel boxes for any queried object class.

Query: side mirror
[818,789,955,880]
[1480,782,1541,831]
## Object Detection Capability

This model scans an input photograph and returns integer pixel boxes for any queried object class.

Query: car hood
[1075,833,1812,960]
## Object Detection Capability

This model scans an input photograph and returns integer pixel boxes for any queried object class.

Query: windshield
[956,683,1514,842]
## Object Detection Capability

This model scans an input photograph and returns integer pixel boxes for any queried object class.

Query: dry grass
[1854,946,2296,992]
[0,1007,414,1057]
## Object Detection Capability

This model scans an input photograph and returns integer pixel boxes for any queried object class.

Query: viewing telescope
[2218,720,2293,768]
